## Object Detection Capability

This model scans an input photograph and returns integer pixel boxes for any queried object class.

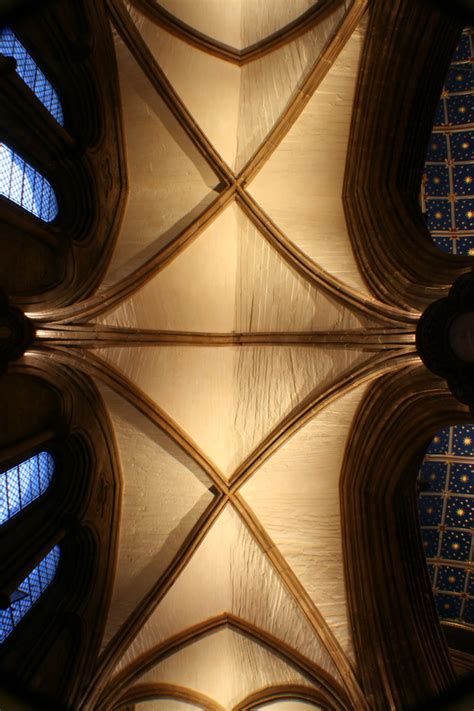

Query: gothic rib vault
[12,0,470,708]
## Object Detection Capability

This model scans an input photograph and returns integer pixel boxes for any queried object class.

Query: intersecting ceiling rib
[83,1,403,708]
[158,0,317,49]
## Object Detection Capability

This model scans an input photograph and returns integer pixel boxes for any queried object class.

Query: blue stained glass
[0,144,58,222]
[0,28,63,126]
[0,452,54,525]
[0,546,60,644]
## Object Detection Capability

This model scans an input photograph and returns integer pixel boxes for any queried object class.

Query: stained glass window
[0,27,64,126]
[0,143,58,222]
[421,29,474,255]
[0,451,55,525]
[418,425,474,626]
[0,545,60,643]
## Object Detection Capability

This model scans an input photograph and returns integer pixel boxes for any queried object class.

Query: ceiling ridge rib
[47,346,229,491]
[109,0,234,183]
[112,681,226,711]
[229,349,419,490]
[231,494,367,710]
[36,346,416,710]
[233,683,345,711]
[129,0,346,66]
[98,613,351,711]
[237,192,419,327]
[35,325,417,349]
[28,0,388,329]
[237,0,367,183]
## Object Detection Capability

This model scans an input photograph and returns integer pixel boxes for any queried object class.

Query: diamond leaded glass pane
[0,546,60,643]
[0,451,54,525]
[0,27,63,125]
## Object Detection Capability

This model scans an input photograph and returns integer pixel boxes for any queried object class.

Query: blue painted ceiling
[422,29,474,255]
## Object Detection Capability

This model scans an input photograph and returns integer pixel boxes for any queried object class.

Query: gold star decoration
[456,508,465,517]
[460,474,469,483]
[451,542,460,551]
[466,211,473,219]
[433,435,440,443]
[459,106,467,113]
[463,436,472,445]
[462,142,469,149]
[468,248,474,256]
[465,176,473,184]
[434,211,443,219]
[448,575,457,583]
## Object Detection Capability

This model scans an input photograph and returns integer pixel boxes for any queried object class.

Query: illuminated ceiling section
[418,425,474,627]
[249,17,369,295]
[422,29,474,255]
[125,1,349,171]
[158,0,316,49]
[129,627,318,708]
[241,383,370,661]
[95,344,373,476]
[98,202,370,333]
[103,26,221,284]
[114,504,340,679]
[98,385,216,649]
[94,1,376,707]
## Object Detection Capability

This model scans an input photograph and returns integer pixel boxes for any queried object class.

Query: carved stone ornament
[417,271,474,413]
[0,291,34,370]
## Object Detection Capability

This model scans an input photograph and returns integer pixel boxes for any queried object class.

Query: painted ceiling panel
[241,383,370,660]
[114,504,340,681]
[158,0,318,49]
[98,201,367,333]
[103,27,221,285]
[249,18,368,295]
[95,344,373,476]
[97,385,215,650]
[135,627,317,709]
[127,3,349,170]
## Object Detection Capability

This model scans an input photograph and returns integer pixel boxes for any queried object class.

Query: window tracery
[0,544,60,643]
[0,451,55,525]
[0,143,58,222]
[0,27,64,126]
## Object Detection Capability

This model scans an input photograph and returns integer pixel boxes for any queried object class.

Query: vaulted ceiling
[3,0,472,708]
[64,1,418,708]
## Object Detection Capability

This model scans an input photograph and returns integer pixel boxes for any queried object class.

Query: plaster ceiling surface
[97,384,216,649]
[94,343,373,476]
[87,1,385,707]
[102,26,221,285]
[113,503,340,679]
[97,201,369,333]
[133,627,318,708]
[124,2,349,171]
[157,0,317,49]
[256,703,322,710]
[249,16,369,294]
[130,702,201,711]
[240,382,370,662]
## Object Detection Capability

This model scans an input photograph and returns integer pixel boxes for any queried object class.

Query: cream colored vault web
[34,1,420,708]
